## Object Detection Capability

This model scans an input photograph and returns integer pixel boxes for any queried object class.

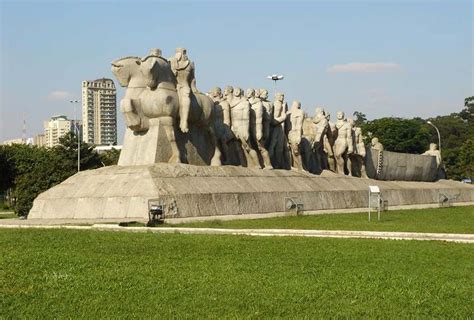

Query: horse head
[139,55,177,90]
[111,56,142,87]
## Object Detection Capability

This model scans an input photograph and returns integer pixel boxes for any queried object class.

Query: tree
[361,117,431,154]
[457,138,474,178]
[12,149,71,215]
[99,148,121,166]
[459,96,473,127]
[1,133,103,216]
[0,146,14,194]
[352,111,367,127]
[53,132,102,172]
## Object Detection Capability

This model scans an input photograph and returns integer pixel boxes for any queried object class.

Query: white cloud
[327,62,400,73]
[46,90,74,101]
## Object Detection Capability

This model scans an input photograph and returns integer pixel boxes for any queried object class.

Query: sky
[0,0,472,143]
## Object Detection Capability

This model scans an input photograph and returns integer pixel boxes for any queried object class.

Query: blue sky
[0,0,472,143]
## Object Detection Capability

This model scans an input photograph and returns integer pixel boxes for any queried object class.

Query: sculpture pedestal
[28,164,474,221]
[119,119,218,166]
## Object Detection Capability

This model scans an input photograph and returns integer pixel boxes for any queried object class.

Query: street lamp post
[267,74,284,96]
[70,100,81,172]
[427,120,441,154]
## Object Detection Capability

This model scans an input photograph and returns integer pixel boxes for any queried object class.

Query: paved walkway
[1,223,472,243]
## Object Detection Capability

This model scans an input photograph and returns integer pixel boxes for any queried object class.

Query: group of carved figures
[209,86,377,177]
[111,47,384,177]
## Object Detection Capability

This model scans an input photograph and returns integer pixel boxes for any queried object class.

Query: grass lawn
[0,213,17,220]
[177,206,474,234]
[1,229,472,318]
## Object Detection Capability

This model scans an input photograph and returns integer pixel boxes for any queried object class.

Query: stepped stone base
[28,164,474,221]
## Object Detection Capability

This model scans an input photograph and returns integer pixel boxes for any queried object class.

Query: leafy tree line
[0,132,120,215]
[354,100,473,180]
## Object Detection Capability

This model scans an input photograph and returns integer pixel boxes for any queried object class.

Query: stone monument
[27,47,474,222]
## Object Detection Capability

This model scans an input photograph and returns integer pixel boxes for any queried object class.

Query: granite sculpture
[247,88,272,169]
[209,87,232,164]
[169,47,197,134]
[268,92,289,169]
[287,101,305,170]
[311,107,329,173]
[111,49,221,166]
[334,111,353,175]
[259,89,273,148]
[349,119,368,178]
[28,46,474,222]
[111,47,448,181]
[422,143,442,167]
[230,87,260,168]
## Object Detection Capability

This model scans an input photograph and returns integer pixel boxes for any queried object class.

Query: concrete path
[0,223,473,243]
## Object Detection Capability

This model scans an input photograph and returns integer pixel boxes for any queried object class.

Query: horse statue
[111,50,221,166]
[111,56,149,132]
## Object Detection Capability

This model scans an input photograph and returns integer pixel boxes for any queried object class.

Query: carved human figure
[268,92,289,169]
[334,111,353,174]
[287,101,305,170]
[299,115,317,173]
[254,89,261,99]
[371,137,384,151]
[209,87,232,163]
[259,89,273,146]
[323,110,336,171]
[247,88,272,169]
[422,143,442,167]
[169,47,197,133]
[347,118,368,178]
[230,87,259,167]
[311,107,329,172]
[223,85,234,104]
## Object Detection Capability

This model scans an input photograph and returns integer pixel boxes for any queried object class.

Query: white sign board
[369,185,380,193]
[368,185,381,222]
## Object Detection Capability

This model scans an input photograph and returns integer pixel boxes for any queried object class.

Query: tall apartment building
[44,115,71,147]
[81,78,117,145]
[33,134,46,147]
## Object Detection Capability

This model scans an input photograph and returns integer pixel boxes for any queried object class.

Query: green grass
[0,212,16,220]
[1,229,472,319]
[177,206,474,234]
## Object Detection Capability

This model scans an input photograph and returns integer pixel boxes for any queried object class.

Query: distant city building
[44,115,71,148]
[33,134,46,147]
[1,138,27,145]
[82,78,117,146]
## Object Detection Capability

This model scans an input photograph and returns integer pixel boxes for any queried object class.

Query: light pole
[427,120,441,154]
[70,100,81,172]
[267,74,284,96]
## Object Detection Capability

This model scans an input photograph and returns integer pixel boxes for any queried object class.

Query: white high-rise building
[44,115,71,147]
[81,78,117,145]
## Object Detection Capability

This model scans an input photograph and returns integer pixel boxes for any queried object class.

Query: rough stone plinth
[366,149,439,182]
[119,120,217,166]
[28,164,474,221]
